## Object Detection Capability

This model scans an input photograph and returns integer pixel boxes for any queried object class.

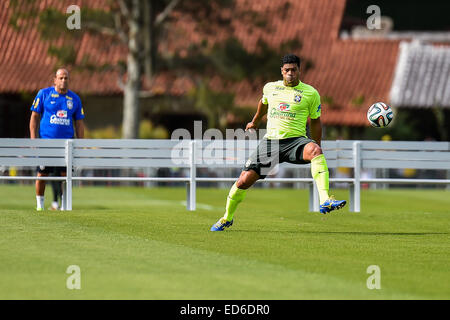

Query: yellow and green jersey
[261,80,321,139]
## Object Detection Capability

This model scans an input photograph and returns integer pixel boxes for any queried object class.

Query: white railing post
[352,141,361,212]
[447,170,450,190]
[309,182,314,211]
[65,139,73,211]
[187,140,197,211]
[309,181,320,212]
[314,181,320,211]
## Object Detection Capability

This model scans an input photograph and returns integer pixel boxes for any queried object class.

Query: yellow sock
[311,154,330,204]
[223,182,247,222]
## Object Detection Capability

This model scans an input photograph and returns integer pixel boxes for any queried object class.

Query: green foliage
[351,95,365,106]
[139,119,169,139]
[38,8,75,40]
[188,81,236,130]
[9,3,114,69]
[322,95,334,106]
[47,45,77,66]
[81,8,115,30]
[431,108,447,141]
[84,125,121,139]
[8,0,39,30]
[362,108,445,141]
[170,36,311,85]
[84,120,169,139]
[172,35,313,129]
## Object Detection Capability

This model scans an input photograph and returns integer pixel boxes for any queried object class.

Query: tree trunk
[122,0,142,139]
[143,0,155,81]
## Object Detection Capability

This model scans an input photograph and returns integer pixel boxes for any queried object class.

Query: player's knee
[304,143,323,160]
[236,171,257,189]
[236,178,251,189]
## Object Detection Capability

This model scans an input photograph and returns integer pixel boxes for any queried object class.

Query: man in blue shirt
[29,68,85,211]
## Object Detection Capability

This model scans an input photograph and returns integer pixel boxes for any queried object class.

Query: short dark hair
[281,54,301,67]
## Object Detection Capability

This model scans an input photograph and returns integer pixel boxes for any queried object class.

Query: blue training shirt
[31,87,84,139]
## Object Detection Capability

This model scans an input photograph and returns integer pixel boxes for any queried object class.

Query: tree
[10,0,239,138]
[10,0,312,137]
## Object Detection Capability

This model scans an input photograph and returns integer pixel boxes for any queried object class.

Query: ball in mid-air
[367,102,394,127]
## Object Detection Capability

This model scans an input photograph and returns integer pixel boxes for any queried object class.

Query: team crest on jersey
[278,103,290,111]
[67,100,73,109]
[294,95,302,103]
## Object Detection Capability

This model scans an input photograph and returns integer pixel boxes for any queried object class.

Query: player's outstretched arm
[246,100,268,131]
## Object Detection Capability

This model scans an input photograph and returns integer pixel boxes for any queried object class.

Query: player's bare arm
[29,111,40,139]
[75,119,85,139]
[301,118,324,161]
[309,118,322,147]
[246,100,268,131]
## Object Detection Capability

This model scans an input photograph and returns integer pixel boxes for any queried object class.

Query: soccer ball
[367,102,394,127]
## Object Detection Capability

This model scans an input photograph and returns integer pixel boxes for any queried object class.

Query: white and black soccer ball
[367,102,394,128]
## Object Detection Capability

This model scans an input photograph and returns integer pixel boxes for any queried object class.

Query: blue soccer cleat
[210,217,233,231]
[320,196,346,214]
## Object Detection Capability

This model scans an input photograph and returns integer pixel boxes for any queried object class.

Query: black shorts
[243,136,315,179]
[37,166,66,176]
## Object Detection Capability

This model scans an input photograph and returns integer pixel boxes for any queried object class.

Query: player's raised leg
[210,170,259,231]
[303,142,346,214]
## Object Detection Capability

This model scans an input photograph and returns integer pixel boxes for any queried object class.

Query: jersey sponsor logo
[67,100,73,109]
[56,110,67,118]
[66,95,73,100]
[51,94,59,98]
[50,110,70,125]
[50,115,71,125]
[275,86,285,90]
[270,104,296,120]
[294,95,302,103]
[278,103,290,111]
[50,101,56,104]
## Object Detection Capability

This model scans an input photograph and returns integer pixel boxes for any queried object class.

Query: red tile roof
[0,0,402,126]
[0,0,123,94]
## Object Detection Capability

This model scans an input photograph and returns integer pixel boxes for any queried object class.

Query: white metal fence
[0,139,449,212]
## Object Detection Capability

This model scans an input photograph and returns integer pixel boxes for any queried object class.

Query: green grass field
[0,184,449,300]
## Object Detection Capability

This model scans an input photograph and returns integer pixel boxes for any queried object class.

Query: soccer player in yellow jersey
[211,54,346,231]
